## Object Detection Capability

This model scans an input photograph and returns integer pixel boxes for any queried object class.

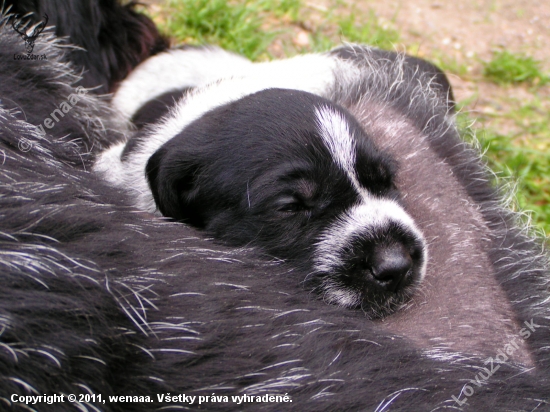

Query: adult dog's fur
[1,12,550,412]
[4,0,168,93]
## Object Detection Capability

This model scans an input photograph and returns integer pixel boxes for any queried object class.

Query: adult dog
[1,10,550,412]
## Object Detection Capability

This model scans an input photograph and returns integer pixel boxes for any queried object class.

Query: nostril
[370,244,413,292]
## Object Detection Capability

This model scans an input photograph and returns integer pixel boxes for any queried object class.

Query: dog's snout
[369,243,413,292]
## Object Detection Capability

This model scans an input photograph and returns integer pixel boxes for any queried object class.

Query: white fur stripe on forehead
[315,106,358,186]
[314,200,427,278]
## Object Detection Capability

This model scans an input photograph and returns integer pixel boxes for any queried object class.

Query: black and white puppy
[95,48,429,317]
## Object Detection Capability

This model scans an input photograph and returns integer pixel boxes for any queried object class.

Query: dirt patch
[361,0,549,64]
[349,0,550,115]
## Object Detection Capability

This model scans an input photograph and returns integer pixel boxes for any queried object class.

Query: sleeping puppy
[95,46,435,317]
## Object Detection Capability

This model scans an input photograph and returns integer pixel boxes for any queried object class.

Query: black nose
[369,243,413,292]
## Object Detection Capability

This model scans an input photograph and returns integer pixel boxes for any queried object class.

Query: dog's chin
[313,269,421,318]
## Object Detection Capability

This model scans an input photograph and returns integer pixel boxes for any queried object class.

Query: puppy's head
[146,88,426,317]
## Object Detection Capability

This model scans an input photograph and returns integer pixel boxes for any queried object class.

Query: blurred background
[143,0,549,237]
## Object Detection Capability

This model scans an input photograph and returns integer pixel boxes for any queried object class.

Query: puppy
[95,47,429,317]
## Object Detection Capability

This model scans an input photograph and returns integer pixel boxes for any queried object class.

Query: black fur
[4,0,168,93]
[131,88,191,128]
[1,13,549,412]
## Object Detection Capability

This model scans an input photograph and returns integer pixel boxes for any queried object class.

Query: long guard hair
[0,12,549,412]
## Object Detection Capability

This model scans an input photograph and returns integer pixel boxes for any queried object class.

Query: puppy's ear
[146,146,204,226]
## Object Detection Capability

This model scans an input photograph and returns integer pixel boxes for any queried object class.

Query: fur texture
[4,0,168,93]
[1,13,550,412]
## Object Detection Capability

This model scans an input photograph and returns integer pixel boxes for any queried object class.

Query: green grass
[161,0,400,58]
[483,51,549,85]
[482,131,550,231]
[157,0,549,236]
[460,123,550,234]
[429,51,471,77]
[161,0,300,60]
[336,8,399,49]
[305,3,400,53]
[470,99,550,234]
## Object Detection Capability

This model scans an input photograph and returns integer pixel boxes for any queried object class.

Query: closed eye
[276,196,313,215]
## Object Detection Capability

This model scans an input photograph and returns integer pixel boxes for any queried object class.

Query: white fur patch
[315,198,427,308]
[112,47,253,121]
[112,46,356,121]
[315,200,426,274]
[322,285,362,308]
[315,106,357,185]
